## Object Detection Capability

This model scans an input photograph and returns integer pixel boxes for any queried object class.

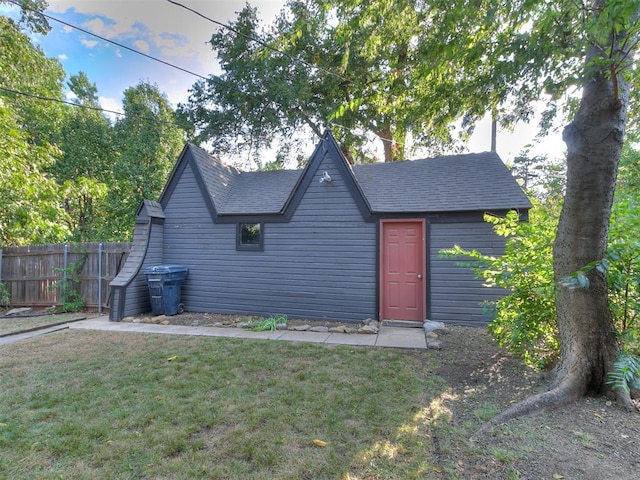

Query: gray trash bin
[143,265,188,316]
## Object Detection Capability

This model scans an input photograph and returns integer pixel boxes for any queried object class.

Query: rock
[276,323,288,330]
[310,326,329,333]
[423,320,447,333]
[190,320,200,326]
[358,324,379,334]
[237,321,253,329]
[160,320,170,325]
[344,327,358,334]
[427,340,442,350]
[150,315,168,324]
[329,325,348,333]
[4,307,32,317]
[292,325,311,331]
[426,331,439,339]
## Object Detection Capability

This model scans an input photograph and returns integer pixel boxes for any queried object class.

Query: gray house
[110,131,531,325]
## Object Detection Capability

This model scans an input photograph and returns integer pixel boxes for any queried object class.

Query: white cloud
[62,25,73,33]
[47,1,284,72]
[99,96,124,121]
[58,53,68,60]
[81,39,99,48]
[132,40,149,53]
[115,48,123,58]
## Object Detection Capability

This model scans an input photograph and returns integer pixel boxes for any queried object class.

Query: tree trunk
[553,62,626,400]
[475,1,638,435]
[378,124,396,162]
[377,124,405,162]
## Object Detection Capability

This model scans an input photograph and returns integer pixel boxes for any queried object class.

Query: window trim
[236,222,264,251]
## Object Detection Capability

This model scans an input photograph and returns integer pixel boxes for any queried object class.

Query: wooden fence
[0,242,132,312]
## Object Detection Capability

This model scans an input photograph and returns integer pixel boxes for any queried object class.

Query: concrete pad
[181,327,242,338]
[0,325,68,345]
[235,330,286,340]
[325,333,377,346]
[382,320,423,328]
[277,330,331,343]
[375,327,427,349]
[63,316,427,349]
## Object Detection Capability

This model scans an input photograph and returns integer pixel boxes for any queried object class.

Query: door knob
[417,274,423,279]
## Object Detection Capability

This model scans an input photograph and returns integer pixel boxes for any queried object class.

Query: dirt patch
[430,326,639,479]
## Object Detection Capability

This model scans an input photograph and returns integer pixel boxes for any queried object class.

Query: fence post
[63,243,69,304]
[98,243,103,314]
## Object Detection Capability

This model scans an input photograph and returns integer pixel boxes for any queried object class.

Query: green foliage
[442,204,560,368]
[50,257,87,313]
[1,0,51,34]
[0,16,70,246]
[607,352,640,394]
[49,73,114,242]
[0,281,10,308]
[181,0,542,163]
[1,18,187,245]
[106,82,185,240]
[180,0,638,164]
[252,314,288,332]
[0,104,70,246]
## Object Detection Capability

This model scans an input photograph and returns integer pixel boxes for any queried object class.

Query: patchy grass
[1,327,638,479]
[0,330,443,479]
[0,313,86,336]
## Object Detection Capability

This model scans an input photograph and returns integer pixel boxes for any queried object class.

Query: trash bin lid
[143,264,189,274]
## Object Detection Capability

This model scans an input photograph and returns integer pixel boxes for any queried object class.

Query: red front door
[380,220,425,321]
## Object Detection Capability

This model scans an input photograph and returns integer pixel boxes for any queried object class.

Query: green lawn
[0,330,447,479]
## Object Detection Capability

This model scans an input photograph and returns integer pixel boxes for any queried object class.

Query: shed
[110,130,531,325]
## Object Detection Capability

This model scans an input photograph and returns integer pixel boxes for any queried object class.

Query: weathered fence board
[0,243,131,311]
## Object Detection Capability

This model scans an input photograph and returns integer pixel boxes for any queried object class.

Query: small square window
[237,223,263,251]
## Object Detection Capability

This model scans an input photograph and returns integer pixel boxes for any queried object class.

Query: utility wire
[0,85,186,127]
[6,0,209,81]
[165,0,351,83]
[4,1,379,148]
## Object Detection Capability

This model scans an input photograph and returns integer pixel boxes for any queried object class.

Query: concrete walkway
[0,324,69,346]
[62,316,428,349]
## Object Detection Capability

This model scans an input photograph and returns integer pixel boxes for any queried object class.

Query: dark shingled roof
[352,152,532,212]
[185,143,530,216]
[188,143,238,209]
[220,169,302,214]
[187,143,301,215]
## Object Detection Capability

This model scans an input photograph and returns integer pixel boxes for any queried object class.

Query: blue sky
[2,0,566,163]
[3,0,284,113]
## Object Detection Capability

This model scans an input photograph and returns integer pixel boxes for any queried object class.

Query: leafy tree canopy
[104,82,185,240]
[180,0,627,165]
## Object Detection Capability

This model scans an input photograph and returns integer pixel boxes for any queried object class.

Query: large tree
[180,0,524,163]
[50,72,113,241]
[105,82,185,240]
[0,15,69,246]
[470,0,640,428]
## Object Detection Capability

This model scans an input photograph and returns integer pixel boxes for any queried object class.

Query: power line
[0,85,185,127]
[166,0,351,83]
[6,0,209,81]
[3,2,361,146]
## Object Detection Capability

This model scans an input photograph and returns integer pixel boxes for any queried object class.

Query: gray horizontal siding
[161,158,376,322]
[429,222,508,325]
